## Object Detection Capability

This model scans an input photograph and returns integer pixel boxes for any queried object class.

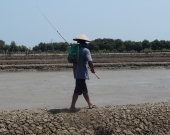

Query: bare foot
[89,104,96,109]
[69,107,80,112]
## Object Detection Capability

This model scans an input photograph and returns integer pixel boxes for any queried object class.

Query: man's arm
[88,61,95,73]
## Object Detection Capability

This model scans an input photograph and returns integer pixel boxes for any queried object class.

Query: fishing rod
[35,5,70,46]
[88,67,100,79]
[33,3,100,79]
[94,73,100,79]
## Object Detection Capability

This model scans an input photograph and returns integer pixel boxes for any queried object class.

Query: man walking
[69,33,96,111]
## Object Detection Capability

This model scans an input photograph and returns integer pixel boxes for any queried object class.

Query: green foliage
[115,39,123,51]
[144,48,153,54]
[18,45,28,52]
[151,39,164,51]
[8,41,18,53]
[88,41,99,52]
[133,42,142,52]
[3,45,10,53]
[1,38,170,53]
[0,40,5,51]
[124,40,134,52]
[142,40,150,49]
[165,41,170,49]
[32,45,40,51]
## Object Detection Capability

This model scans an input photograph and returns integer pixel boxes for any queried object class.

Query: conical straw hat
[73,33,90,42]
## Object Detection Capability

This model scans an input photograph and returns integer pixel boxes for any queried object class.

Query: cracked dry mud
[0,102,170,135]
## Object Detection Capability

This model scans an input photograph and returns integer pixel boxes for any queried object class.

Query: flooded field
[0,68,170,111]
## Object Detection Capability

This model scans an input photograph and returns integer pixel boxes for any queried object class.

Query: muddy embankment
[1,54,170,135]
[0,102,170,135]
[0,53,170,71]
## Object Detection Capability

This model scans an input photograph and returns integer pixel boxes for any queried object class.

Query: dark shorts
[74,79,88,95]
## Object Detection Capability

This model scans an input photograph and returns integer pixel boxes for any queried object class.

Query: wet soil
[0,53,170,71]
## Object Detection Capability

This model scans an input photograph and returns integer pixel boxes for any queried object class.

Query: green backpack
[67,44,79,63]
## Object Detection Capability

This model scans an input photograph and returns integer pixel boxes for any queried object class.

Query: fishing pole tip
[29,0,36,6]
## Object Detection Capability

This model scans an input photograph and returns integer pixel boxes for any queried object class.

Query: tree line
[88,39,170,53]
[0,38,170,54]
[0,40,28,54]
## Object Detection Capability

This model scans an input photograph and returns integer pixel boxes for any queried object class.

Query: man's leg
[83,93,95,108]
[70,93,79,110]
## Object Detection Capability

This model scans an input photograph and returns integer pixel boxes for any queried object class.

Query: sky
[1,0,170,48]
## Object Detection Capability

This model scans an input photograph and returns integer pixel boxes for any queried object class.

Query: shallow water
[0,69,170,111]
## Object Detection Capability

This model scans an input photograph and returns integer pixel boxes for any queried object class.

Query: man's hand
[88,61,95,73]
[90,68,95,73]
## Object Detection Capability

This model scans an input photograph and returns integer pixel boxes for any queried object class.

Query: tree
[159,40,165,51]
[165,41,170,50]
[9,41,19,53]
[134,42,142,52]
[33,45,40,52]
[151,39,164,51]
[0,40,5,51]
[38,42,46,52]
[3,45,10,54]
[46,43,54,51]
[115,39,124,52]
[142,40,150,52]
[151,40,159,51]
[53,43,61,51]
[124,40,134,52]
[117,44,126,52]
[102,38,115,51]
[92,39,104,50]
[19,45,28,52]
[60,42,67,52]
[88,41,99,52]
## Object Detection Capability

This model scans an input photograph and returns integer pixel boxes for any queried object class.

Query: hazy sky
[1,0,170,48]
